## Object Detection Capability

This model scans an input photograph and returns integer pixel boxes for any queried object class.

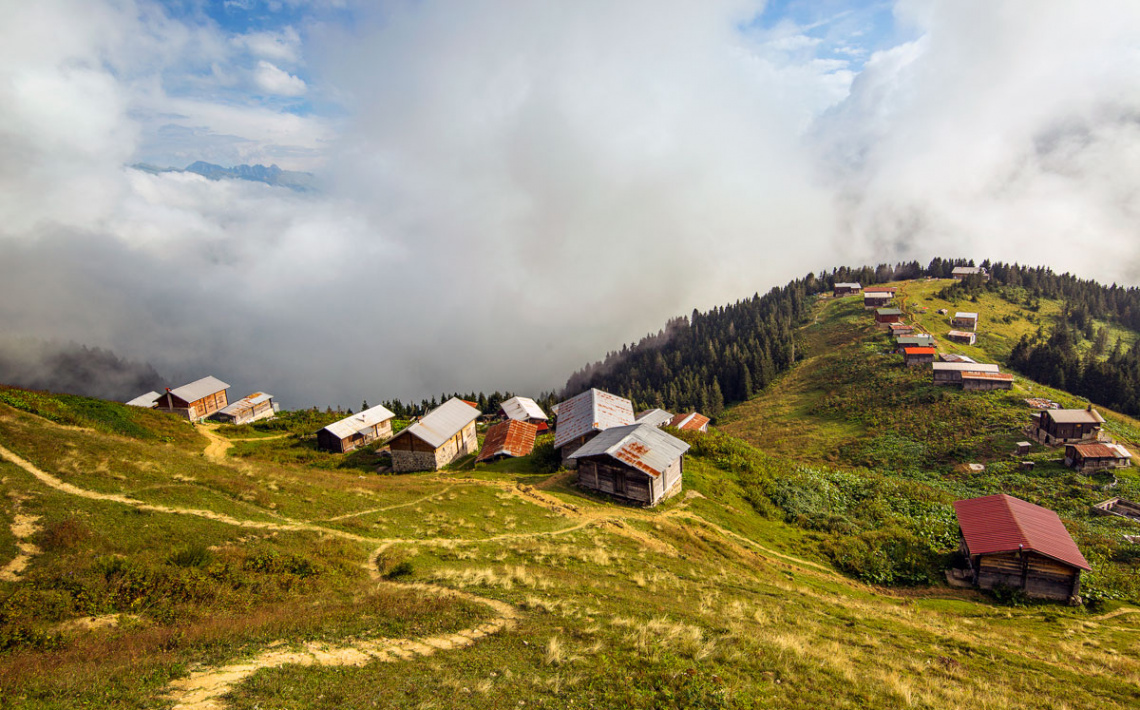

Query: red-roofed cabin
[902,347,935,367]
[954,494,1090,603]
[476,420,538,463]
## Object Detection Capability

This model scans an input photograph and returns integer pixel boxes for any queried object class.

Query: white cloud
[253,60,308,96]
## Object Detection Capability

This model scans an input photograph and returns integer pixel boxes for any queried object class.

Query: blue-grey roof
[568,423,689,477]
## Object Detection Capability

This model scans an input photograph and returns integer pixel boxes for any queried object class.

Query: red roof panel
[954,494,1090,570]
[476,420,538,462]
[903,347,936,355]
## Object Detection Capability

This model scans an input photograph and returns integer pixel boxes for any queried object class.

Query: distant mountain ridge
[132,161,318,192]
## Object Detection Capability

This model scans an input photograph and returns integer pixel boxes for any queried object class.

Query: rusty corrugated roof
[567,423,690,477]
[1069,443,1130,459]
[553,389,635,449]
[476,420,538,462]
[668,411,710,431]
[954,494,1090,570]
[960,371,1013,381]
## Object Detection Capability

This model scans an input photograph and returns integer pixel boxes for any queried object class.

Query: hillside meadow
[2,281,1140,708]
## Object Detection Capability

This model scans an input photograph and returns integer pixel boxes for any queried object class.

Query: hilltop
[3,272,1140,708]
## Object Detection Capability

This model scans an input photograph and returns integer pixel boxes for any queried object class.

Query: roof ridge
[1001,494,1033,552]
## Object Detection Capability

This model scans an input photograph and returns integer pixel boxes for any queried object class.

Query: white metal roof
[218,392,274,417]
[1046,409,1106,424]
[169,376,230,403]
[635,408,674,428]
[940,353,977,363]
[952,266,984,275]
[554,388,635,449]
[398,398,480,449]
[834,282,861,289]
[501,396,548,422]
[954,312,979,319]
[125,391,160,407]
[568,423,690,477]
[932,362,1000,373]
[322,403,397,439]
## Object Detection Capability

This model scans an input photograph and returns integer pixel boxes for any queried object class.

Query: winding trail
[0,509,41,582]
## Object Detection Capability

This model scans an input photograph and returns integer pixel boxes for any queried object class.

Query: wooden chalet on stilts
[954,494,1090,603]
[155,376,230,421]
[553,389,635,463]
[388,398,480,472]
[317,404,396,453]
[569,423,690,507]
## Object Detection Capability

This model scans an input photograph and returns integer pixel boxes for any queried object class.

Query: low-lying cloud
[2,1,1139,407]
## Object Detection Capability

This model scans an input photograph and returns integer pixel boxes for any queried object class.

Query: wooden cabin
[499,396,549,433]
[952,266,987,280]
[960,371,1014,391]
[954,494,1089,603]
[554,388,635,462]
[863,292,892,310]
[952,312,978,331]
[902,347,935,367]
[388,398,480,472]
[1064,443,1133,473]
[668,411,711,433]
[635,408,674,428]
[1031,408,1105,445]
[887,323,914,337]
[125,391,160,408]
[946,330,977,345]
[155,376,230,421]
[932,362,1000,385]
[317,404,397,453]
[476,419,538,463]
[896,335,936,351]
[875,308,903,325]
[213,392,278,425]
[569,423,690,507]
[833,282,862,297]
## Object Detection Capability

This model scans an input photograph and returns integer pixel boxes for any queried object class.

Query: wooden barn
[960,371,1014,391]
[499,396,549,433]
[932,362,1000,385]
[947,330,977,345]
[668,411,711,433]
[125,391,160,408]
[155,376,230,421]
[476,419,538,463]
[896,335,936,350]
[875,308,903,325]
[554,389,635,462]
[1064,443,1133,473]
[213,392,278,425]
[635,408,675,428]
[569,423,690,507]
[317,404,397,453]
[952,312,979,331]
[1031,408,1105,445]
[887,323,914,337]
[833,282,862,297]
[954,494,1090,603]
[940,353,977,364]
[388,398,480,472]
[902,347,935,367]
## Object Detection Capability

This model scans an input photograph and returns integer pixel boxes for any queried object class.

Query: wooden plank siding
[970,549,1081,601]
[576,455,682,507]
[318,419,393,453]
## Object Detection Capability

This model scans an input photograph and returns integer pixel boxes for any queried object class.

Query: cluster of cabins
[127,377,279,425]
[129,379,709,508]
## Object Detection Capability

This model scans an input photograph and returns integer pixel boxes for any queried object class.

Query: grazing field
[3,287,1140,708]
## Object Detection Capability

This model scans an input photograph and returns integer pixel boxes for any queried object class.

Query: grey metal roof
[952,266,984,275]
[169,376,230,403]
[1046,409,1106,424]
[940,353,977,363]
[322,403,397,439]
[218,392,274,417]
[954,312,979,319]
[635,408,674,428]
[399,398,480,449]
[896,335,935,345]
[834,282,861,289]
[125,391,160,407]
[568,423,690,477]
[877,308,903,316]
[932,362,1000,373]
[501,396,548,422]
[554,388,635,449]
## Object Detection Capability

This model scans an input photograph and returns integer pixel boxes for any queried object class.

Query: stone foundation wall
[391,450,440,473]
